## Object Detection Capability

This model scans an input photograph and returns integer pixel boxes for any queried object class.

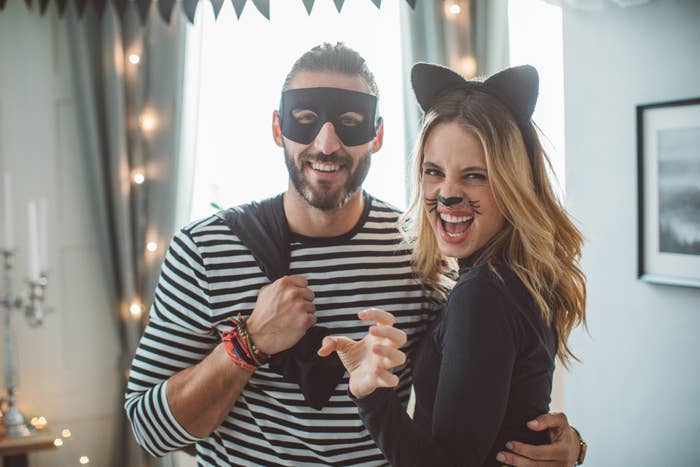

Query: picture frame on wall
[637,97,700,288]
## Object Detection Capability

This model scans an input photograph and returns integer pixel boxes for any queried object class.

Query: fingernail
[505,442,513,450]
[496,453,505,462]
[529,419,539,426]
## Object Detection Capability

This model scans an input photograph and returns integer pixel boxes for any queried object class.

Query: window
[508,0,566,193]
[185,1,406,222]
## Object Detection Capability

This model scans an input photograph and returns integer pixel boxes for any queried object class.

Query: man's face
[273,71,383,211]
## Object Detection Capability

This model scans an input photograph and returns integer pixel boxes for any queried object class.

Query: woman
[318,63,586,466]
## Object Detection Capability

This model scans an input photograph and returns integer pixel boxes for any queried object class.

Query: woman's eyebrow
[461,166,487,173]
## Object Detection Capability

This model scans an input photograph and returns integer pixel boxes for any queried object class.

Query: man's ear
[371,118,384,154]
[272,110,283,147]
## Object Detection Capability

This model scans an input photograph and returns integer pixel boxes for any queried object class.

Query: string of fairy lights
[21,43,156,465]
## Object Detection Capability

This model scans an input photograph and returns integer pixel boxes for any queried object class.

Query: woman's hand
[317,308,407,399]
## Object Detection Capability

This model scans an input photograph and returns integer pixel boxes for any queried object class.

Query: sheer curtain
[66,3,193,465]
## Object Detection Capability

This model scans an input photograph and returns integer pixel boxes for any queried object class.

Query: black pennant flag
[231,0,246,18]
[39,0,49,15]
[251,0,268,19]
[75,0,89,17]
[371,0,381,8]
[211,0,224,18]
[136,0,151,24]
[333,0,344,12]
[94,0,107,17]
[0,0,7,10]
[182,0,197,23]
[405,0,417,8]
[158,0,175,23]
[301,0,314,14]
[56,0,67,16]
[24,0,32,9]
[113,0,127,17]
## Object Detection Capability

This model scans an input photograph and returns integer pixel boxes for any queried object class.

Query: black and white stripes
[125,196,445,466]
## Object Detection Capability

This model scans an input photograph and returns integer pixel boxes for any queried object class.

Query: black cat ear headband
[411,63,539,161]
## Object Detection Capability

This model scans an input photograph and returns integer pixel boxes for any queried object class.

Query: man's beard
[284,146,371,211]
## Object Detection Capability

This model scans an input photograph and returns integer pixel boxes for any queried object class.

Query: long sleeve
[355,275,518,467]
[124,228,219,456]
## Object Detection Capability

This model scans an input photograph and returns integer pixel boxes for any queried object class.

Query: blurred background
[0,0,698,465]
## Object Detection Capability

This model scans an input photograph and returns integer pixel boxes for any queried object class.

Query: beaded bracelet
[221,313,269,372]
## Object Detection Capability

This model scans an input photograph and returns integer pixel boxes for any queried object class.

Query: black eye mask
[278,87,382,147]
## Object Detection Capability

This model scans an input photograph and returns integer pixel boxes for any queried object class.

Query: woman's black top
[354,259,557,466]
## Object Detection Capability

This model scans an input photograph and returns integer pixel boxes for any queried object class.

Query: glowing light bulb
[79,457,90,465]
[133,171,145,184]
[139,113,157,132]
[33,416,47,429]
[54,438,64,447]
[459,55,478,78]
[448,3,461,15]
[130,303,143,318]
[129,54,140,64]
[146,242,158,252]
[62,428,72,438]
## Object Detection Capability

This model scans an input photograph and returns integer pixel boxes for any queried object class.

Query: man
[126,43,584,466]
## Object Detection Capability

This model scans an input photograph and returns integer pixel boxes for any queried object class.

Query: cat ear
[484,65,539,123]
[411,62,467,112]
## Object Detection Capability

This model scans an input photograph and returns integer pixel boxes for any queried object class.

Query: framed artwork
[637,97,700,288]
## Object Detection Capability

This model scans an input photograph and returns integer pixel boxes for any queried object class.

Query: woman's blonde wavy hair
[401,87,586,365]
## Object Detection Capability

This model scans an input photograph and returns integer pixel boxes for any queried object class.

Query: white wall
[0,2,119,465]
[562,1,700,465]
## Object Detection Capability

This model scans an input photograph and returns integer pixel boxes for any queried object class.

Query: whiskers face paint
[468,200,482,216]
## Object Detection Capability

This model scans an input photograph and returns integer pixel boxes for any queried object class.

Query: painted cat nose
[438,195,463,207]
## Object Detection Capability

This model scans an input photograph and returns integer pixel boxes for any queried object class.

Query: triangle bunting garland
[11,0,418,24]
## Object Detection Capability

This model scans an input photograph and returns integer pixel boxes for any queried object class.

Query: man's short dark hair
[283,42,379,97]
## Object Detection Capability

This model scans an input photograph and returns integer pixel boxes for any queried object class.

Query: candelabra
[1,249,51,437]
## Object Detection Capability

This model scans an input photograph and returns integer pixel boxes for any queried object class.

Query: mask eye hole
[291,109,318,125]
[338,112,365,127]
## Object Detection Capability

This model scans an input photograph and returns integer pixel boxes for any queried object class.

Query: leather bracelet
[221,313,269,371]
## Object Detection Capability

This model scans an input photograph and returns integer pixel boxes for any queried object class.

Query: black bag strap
[218,194,345,410]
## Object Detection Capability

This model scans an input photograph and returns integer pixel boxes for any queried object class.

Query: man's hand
[246,275,316,354]
[317,308,407,399]
[495,413,580,467]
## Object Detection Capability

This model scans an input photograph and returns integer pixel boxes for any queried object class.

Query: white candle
[3,173,13,250]
[27,200,40,280]
[39,198,49,273]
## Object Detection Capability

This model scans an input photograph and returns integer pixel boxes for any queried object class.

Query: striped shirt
[125,194,446,466]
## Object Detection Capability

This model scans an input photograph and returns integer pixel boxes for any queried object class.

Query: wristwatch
[572,427,587,465]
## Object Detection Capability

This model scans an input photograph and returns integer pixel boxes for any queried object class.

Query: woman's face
[421,121,505,259]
